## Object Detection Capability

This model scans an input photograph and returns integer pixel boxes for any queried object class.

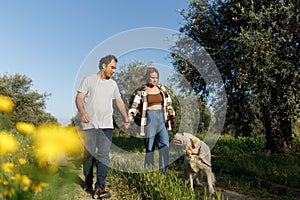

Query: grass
[1,127,299,199]
[209,134,300,199]
[110,132,300,200]
[108,168,211,200]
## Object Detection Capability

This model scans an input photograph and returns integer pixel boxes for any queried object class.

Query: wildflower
[0,131,19,155]
[2,187,15,198]
[31,182,48,193]
[20,175,31,192]
[62,125,84,156]
[11,174,32,191]
[11,173,21,181]
[20,175,31,186]
[18,158,27,165]
[32,123,83,167]
[0,95,14,112]
[16,122,36,134]
[39,182,48,188]
[23,186,30,192]
[1,162,15,173]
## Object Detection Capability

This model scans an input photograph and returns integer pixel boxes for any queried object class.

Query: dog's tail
[209,172,216,194]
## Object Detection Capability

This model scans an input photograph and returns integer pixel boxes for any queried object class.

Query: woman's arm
[128,92,142,122]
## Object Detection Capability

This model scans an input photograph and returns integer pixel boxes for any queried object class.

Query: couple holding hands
[76,54,175,198]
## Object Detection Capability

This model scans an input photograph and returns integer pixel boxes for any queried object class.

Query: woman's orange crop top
[147,93,163,107]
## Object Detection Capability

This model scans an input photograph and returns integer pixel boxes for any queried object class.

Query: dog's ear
[191,138,202,149]
[191,148,199,155]
[189,138,195,148]
[184,148,188,156]
[191,138,198,148]
[185,147,193,157]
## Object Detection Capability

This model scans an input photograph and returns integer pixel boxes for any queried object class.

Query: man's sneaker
[93,187,111,199]
[83,185,94,194]
[83,177,94,193]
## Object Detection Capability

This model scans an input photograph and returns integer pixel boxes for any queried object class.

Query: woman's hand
[122,121,130,129]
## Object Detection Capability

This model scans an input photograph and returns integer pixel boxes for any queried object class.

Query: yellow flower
[18,158,27,165]
[2,187,15,198]
[20,175,31,187]
[31,182,48,193]
[0,131,19,155]
[39,182,48,188]
[1,162,15,173]
[16,122,36,134]
[61,125,84,155]
[11,173,21,181]
[11,174,31,191]
[0,95,14,112]
[32,123,83,167]
[23,186,30,192]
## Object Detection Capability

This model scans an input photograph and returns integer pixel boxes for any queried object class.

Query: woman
[128,67,175,173]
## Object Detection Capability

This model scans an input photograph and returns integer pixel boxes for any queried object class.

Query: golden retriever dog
[173,132,216,194]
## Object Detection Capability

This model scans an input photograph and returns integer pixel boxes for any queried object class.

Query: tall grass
[108,168,226,200]
[1,91,299,200]
[210,134,300,199]
[110,133,226,200]
[1,129,299,199]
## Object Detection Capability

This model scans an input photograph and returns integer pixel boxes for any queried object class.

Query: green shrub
[211,134,300,199]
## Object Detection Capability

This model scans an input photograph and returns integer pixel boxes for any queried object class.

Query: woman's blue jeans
[83,128,113,189]
[144,110,169,173]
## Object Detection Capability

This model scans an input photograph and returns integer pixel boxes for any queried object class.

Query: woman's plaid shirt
[128,84,175,136]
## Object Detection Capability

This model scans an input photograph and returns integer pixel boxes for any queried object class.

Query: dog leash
[191,148,212,168]
[199,157,211,168]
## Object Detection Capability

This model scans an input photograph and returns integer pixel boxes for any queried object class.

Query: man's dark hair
[99,55,118,70]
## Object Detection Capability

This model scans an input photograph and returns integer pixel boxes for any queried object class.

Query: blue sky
[0,0,189,125]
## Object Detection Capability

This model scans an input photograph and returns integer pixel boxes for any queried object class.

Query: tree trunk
[264,111,293,154]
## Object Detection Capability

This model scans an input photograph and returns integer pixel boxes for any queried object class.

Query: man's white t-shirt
[78,74,121,130]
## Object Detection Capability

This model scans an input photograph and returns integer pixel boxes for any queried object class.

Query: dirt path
[220,190,258,200]
[69,182,258,200]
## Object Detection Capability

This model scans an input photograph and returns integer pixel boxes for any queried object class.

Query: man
[76,54,130,198]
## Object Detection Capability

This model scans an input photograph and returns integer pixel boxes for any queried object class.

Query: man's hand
[81,112,90,123]
[122,121,130,129]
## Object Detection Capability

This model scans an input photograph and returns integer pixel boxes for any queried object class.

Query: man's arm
[115,97,130,129]
[75,91,90,123]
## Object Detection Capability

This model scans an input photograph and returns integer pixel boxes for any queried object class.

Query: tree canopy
[0,73,57,129]
[171,0,299,153]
